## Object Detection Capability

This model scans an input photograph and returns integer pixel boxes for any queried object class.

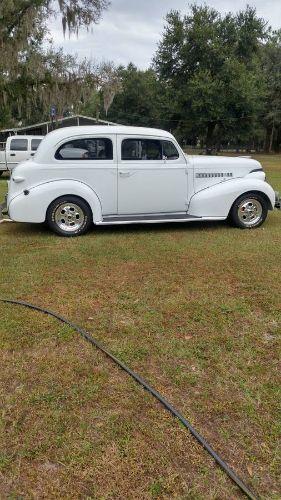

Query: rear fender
[8,180,102,223]
[188,178,276,218]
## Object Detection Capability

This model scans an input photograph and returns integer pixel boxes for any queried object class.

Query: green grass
[0,155,280,499]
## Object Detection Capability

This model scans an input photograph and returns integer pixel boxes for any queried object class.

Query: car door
[117,135,189,215]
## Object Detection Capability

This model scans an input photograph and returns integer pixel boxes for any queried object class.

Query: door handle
[119,171,132,177]
[10,153,16,157]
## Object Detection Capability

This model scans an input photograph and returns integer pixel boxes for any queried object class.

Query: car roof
[34,126,176,163]
[45,126,173,141]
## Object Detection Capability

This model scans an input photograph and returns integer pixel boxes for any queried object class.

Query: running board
[100,213,201,224]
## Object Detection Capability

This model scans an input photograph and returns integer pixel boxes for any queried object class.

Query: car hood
[190,154,262,173]
[187,154,264,192]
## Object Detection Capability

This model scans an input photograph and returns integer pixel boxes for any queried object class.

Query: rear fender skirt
[188,178,276,218]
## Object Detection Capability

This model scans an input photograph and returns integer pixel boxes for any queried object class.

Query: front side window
[55,138,113,160]
[121,139,180,161]
[31,138,42,151]
[10,138,28,151]
[122,139,162,161]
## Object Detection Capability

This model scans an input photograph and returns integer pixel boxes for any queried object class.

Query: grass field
[0,155,280,499]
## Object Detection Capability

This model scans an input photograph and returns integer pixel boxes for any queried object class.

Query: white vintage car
[4,126,280,236]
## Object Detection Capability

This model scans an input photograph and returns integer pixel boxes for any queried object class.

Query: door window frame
[52,134,117,165]
[121,138,164,162]
[118,135,184,166]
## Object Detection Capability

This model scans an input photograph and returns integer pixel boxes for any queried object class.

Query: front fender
[188,178,276,218]
[8,180,102,223]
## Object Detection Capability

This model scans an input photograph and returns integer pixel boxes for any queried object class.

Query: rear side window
[121,139,179,161]
[122,139,162,161]
[55,138,113,160]
[31,138,42,151]
[10,138,28,151]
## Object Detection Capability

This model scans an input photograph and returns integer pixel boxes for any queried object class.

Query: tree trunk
[205,121,216,153]
[264,126,271,153]
[269,122,275,153]
[274,125,281,153]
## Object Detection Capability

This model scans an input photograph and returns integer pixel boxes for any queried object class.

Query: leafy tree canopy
[0,0,120,128]
[105,63,169,128]
[153,4,269,149]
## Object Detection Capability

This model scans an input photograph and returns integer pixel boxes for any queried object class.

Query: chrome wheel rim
[237,198,263,227]
[54,202,85,232]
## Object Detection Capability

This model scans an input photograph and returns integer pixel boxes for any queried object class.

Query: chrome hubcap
[54,202,85,232]
[237,198,263,227]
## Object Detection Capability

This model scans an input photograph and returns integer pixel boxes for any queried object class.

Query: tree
[153,5,268,150]
[0,0,113,128]
[105,63,169,128]
[261,31,281,152]
[0,0,109,51]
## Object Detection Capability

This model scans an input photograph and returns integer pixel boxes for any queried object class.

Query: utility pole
[50,105,57,131]
[269,121,275,153]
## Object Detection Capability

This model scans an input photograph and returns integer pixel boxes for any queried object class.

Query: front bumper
[275,191,281,209]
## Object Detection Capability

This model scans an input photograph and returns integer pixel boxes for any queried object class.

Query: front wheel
[229,193,268,229]
[46,196,92,236]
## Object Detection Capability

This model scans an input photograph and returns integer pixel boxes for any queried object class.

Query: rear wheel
[230,193,268,229]
[46,196,92,236]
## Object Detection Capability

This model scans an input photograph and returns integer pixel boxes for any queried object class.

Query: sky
[49,0,281,69]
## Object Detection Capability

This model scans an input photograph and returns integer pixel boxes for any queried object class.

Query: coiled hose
[1,298,258,500]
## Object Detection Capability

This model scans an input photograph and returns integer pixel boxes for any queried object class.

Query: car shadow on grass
[1,219,230,238]
[92,219,230,236]
[4,214,279,238]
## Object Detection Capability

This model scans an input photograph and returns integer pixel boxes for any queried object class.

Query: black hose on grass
[2,298,258,500]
